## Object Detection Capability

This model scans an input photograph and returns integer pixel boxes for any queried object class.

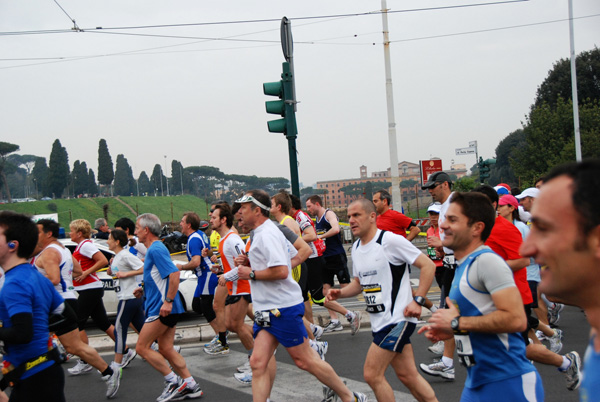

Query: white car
[59,238,197,315]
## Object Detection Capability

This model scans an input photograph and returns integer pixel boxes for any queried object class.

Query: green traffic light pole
[281,62,299,197]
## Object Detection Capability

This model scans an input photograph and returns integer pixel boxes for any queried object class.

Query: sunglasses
[234,195,271,212]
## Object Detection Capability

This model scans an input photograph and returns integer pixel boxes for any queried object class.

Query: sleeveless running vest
[315,209,344,257]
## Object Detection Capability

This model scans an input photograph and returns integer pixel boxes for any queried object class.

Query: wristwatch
[451,316,461,332]
[165,297,174,303]
[249,271,256,281]
[413,296,426,306]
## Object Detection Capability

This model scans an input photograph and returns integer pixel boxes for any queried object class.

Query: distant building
[314,160,467,208]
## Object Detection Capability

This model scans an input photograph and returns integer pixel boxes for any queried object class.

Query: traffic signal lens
[267,119,286,133]
[266,100,285,115]
[263,82,283,97]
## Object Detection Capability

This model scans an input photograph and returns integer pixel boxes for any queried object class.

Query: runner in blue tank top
[419,192,543,401]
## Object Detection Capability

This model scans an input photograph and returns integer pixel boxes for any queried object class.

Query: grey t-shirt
[457,245,516,294]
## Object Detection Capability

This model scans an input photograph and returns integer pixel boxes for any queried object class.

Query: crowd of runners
[0,159,598,402]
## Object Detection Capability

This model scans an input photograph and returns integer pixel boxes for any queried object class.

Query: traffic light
[478,157,496,183]
[263,62,297,138]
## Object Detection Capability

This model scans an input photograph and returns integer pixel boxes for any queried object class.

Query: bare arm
[300,225,317,243]
[291,237,311,267]
[72,256,83,278]
[38,248,61,285]
[319,210,340,239]
[326,277,362,301]
[404,253,435,318]
[506,258,529,273]
[238,265,288,281]
[179,255,201,271]
[160,271,180,317]
[406,226,421,242]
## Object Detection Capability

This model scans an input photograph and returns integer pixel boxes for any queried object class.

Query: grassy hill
[0,195,209,228]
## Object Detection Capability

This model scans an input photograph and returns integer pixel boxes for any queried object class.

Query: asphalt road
[65,305,588,402]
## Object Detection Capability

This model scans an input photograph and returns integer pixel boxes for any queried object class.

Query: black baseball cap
[422,171,452,190]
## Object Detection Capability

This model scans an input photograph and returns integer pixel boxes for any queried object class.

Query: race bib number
[443,254,456,269]
[113,279,121,294]
[455,333,476,367]
[254,310,271,328]
[362,284,385,313]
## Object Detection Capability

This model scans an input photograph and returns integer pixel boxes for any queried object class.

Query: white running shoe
[312,324,324,340]
[121,348,137,368]
[562,351,581,391]
[419,361,455,380]
[234,371,252,385]
[535,330,547,341]
[68,360,93,375]
[105,362,122,399]
[171,383,203,401]
[311,340,328,361]
[203,340,229,356]
[348,311,361,335]
[427,341,445,356]
[157,378,185,402]
[237,360,251,373]
[549,331,563,354]
[322,321,343,333]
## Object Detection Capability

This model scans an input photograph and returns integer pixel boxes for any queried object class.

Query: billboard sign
[420,159,443,186]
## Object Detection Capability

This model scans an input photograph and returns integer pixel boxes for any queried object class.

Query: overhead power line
[0,0,528,36]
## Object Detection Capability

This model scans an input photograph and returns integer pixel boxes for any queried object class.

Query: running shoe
[562,351,581,391]
[348,312,361,335]
[203,334,219,349]
[419,361,455,380]
[157,378,185,402]
[151,342,182,354]
[353,391,368,401]
[549,331,563,354]
[535,330,547,341]
[234,371,252,385]
[548,303,564,326]
[321,385,337,402]
[105,363,122,399]
[121,348,137,368]
[171,383,203,401]
[313,324,324,340]
[237,360,251,373]
[311,340,329,361]
[322,321,343,333]
[203,340,230,356]
[427,341,445,356]
[68,359,93,375]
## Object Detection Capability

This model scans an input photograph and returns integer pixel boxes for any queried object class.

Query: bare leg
[59,329,109,372]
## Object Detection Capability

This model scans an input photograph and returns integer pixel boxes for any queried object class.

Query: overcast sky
[2,0,598,188]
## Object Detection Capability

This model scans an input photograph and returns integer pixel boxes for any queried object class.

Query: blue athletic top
[449,249,536,389]
[143,241,184,317]
[187,230,217,296]
[0,264,64,379]
[315,209,345,257]
[580,334,600,402]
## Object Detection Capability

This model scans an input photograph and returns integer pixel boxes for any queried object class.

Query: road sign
[468,141,478,148]
[455,147,476,155]
[420,159,443,186]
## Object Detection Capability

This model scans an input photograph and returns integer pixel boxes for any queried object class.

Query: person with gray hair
[133,213,203,401]
[93,218,110,240]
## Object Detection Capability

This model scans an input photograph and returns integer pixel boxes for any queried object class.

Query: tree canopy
[97,139,114,189]
[0,141,20,202]
[47,139,69,198]
[114,154,135,196]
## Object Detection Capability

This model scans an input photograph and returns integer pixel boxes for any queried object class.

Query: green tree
[32,157,49,197]
[454,176,478,192]
[138,171,151,195]
[534,47,600,110]
[114,154,135,196]
[88,168,99,195]
[171,160,187,195]
[489,129,526,187]
[400,179,417,188]
[97,139,114,195]
[150,164,166,196]
[0,142,20,202]
[72,160,90,196]
[512,97,600,186]
[47,139,69,198]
